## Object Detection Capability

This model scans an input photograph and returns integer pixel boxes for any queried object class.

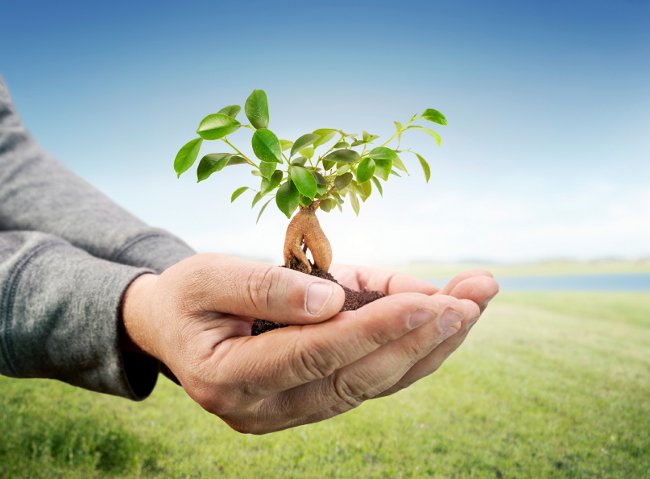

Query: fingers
[440,269,493,296]
[178,254,345,324]
[224,297,478,432]
[213,292,469,403]
[329,264,439,295]
[377,275,499,397]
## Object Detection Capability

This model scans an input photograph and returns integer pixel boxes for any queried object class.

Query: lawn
[1,292,649,478]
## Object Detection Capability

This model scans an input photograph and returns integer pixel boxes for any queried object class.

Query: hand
[329,265,499,397]
[122,254,497,434]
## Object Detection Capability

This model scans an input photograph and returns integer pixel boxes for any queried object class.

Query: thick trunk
[283,206,332,273]
[251,206,384,336]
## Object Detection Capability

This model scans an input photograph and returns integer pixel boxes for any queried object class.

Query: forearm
[0,75,194,272]
[0,230,158,399]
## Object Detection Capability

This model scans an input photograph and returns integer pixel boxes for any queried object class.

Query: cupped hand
[329,264,499,397]
[122,254,498,434]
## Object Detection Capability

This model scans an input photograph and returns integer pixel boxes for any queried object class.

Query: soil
[251,260,385,336]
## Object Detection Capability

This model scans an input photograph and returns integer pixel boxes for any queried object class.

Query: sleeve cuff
[0,232,159,399]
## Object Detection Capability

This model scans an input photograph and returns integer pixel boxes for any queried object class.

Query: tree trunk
[283,205,332,274]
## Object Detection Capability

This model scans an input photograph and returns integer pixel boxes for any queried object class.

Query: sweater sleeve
[0,74,195,273]
[0,231,158,399]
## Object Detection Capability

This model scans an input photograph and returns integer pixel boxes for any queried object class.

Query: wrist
[121,273,162,360]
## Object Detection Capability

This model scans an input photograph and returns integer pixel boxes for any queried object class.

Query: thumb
[187,254,345,324]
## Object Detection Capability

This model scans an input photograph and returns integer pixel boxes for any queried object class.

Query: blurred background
[1,1,648,478]
[2,0,649,268]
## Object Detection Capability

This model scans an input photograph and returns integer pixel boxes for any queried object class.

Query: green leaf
[291,156,307,166]
[280,139,293,151]
[313,128,338,147]
[251,191,264,207]
[356,157,376,183]
[252,128,282,163]
[261,170,283,193]
[375,160,392,180]
[196,113,241,140]
[333,141,350,148]
[301,147,315,160]
[290,133,320,158]
[407,125,442,146]
[392,154,409,173]
[290,166,318,199]
[368,147,396,180]
[368,147,398,162]
[334,172,353,190]
[322,159,335,171]
[276,180,300,218]
[245,89,269,129]
[256,198,273,223]
[319,198,336,212]
[218,105,241,118]
[299,194,312,207]
[197,153,247,182]
[362,130,379,143]
[371,176,383,196]
[174,138,203,178]
[356,179,372,201]
[351,139,366,147]
[349,191,360,215]
[414,152,431,182]
[231,186,249,202]
[323,149,360,164]
[421,108,447,126]
[259,160,276,179]
[313,171,328,186]
[394,121,403,143]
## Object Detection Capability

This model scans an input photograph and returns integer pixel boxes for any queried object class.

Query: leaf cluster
[174,90,446,221]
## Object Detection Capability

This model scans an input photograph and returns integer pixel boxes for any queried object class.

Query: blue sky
[2,0,649,264]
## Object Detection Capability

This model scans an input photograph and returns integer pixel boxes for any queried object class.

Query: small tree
[174,90,446,275]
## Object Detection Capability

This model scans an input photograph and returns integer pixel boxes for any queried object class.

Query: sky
[1,0,649,265]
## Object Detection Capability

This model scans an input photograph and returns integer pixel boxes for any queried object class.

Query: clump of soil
[251,261,385,336]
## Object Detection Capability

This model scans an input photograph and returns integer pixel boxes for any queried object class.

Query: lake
[429,273,650,291]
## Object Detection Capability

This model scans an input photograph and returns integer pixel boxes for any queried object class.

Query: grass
[1,292,649,478]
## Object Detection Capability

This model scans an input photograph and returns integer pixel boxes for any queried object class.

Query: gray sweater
[0,76,195,399]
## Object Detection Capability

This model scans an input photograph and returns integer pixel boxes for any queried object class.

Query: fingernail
[439,309,463,332]
[306,282,334,315]
[408,309,435,329]
[439,321,462,341]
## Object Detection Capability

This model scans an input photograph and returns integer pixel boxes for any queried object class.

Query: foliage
[174,90,446,221]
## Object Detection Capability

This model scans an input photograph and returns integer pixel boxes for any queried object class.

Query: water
[429,273,650,292]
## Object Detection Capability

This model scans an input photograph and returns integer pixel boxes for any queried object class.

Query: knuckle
[331,373,370,409]
[244,266,277,314]
[294,343,338,382]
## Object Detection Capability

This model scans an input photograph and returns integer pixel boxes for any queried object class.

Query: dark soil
[251,261,385,335]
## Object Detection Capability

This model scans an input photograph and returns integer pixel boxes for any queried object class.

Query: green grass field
[1,292,649,478]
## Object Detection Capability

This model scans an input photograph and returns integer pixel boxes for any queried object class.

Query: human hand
[329,265,499,397]
[122,254,496,434]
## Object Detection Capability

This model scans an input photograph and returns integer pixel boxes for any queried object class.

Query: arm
[0,75,194,273]
[0,230,158,399]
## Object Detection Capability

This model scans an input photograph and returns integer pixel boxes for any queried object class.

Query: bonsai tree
[173,90,446,332]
